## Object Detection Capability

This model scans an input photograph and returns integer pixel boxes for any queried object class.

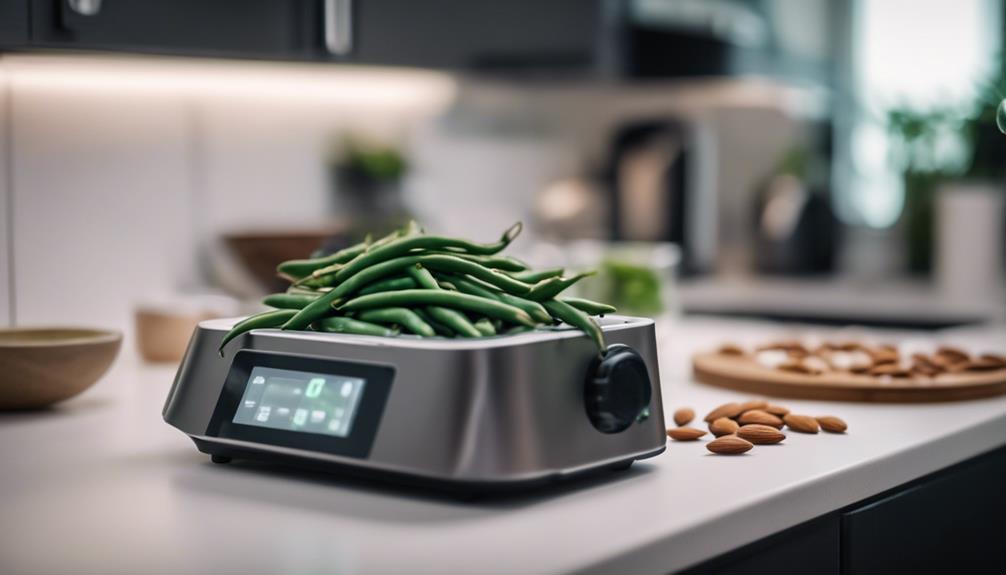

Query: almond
[869,363,911,377]
[816,416,847,433]
[673,407,695,427]
[764,404,790,417]
[717,343,745,356]
[709,417,740,437]
[737,409,783,429]
[737,424,785,445]
[850,362,872,374]
[936,345,970,363]
[704,402,743,422]
[667,427,707,441]
[980,353,1006,367]
[739,399,768,413]
[783,414,820,434]
[966,358,1003,372]
[778,359,819,375]
[706,435,753,455]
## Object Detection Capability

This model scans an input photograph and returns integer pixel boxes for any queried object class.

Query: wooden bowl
[0,328,122,410]
[224,229,347,292]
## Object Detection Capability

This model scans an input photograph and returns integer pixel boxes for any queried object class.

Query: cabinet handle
[324,0,353,55]
[67,0,102,16]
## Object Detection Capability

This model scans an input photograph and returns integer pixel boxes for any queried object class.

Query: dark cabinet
[0,0,29,46]
[5,0,599,73]
[347,0,597,72]
[28,0,316,59]
[683,445,1006,574]
[841,446,1006,573]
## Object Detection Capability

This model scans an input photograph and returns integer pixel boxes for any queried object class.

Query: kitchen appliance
[163,315,665,492]
[607,119,717,275]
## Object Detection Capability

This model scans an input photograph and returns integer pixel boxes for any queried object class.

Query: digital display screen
[232,366,366,438]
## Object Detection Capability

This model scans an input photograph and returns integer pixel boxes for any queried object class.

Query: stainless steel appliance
[163,316,665,492]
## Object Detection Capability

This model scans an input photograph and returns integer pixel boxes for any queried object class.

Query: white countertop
[3,317,1006,575]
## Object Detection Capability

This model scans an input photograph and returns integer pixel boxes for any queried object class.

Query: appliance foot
[211,454,232,464]
[608,460,633,472]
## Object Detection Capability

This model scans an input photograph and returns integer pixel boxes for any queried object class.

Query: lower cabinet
[682,445,1006,574]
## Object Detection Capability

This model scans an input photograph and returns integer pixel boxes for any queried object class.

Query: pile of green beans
[219,222,617,356]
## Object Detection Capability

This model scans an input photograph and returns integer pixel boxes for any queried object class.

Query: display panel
[207,351,395,460]
[232,367,366,438]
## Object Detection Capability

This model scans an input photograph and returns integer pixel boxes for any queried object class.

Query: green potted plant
[330,135,411,238]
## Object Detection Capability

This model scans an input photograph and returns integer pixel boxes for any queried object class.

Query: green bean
[561,297,617,316]
[418,255,532,295]
[286,286,326,296]
[504,325,535,335]
[434,272,552,323]
[414,308,454,337]
[355,307,435,337]
[282,255,426,331]
[406,263,441,290]
[218,309,298,356]
[358,276,417,296]
[277,240,370,280]
[421,252,528,272]
[332,223,522,283]
[337,290,536,327]
[314,316,398,337]
[263,293,320,309]
[435,272,499,300]
[473,318,496,336]
[426,306,481,337]
[542,299,605,354]
[526,272,595,301]
[509,267,564,283]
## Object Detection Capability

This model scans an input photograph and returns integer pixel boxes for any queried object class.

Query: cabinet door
[842,446,1006,573]
[0,0,29,46]
[30,0,314,58]
[343,0,598,72]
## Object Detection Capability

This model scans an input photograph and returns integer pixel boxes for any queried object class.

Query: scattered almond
[706,435,754,455]
[717,343,745,356]
[783,414,820,434]
[739,399,768,413]
[764,404,790,417]
[816,416,847,433]
[667,427,707,441]
[738,409,784,429]
[737,424,786,445]
[673,407,695,427]
[709,417,740,437]
[704,402,744,422]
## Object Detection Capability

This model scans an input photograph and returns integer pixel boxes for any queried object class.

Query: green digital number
[305,377,326,398]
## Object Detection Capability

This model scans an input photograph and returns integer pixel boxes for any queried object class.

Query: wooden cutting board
[692,352,1006,403]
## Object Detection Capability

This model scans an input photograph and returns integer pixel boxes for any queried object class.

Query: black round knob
[584,344,653,434]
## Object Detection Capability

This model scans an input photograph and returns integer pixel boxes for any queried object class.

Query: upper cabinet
[26,0,318,59]
[1,0,834,83]
[4,0,598,74]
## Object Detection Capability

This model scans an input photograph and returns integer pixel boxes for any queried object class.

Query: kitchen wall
[0,53,810,346]
[0,55,455,339]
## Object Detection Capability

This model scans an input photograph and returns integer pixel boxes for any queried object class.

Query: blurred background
[1,0,1004,362]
